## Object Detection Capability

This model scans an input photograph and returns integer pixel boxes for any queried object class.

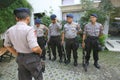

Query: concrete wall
[111,0,120,7]
[27,0,62,26]
[27,0,62,19]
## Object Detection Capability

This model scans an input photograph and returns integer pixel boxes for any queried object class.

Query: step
[105,40,120,52]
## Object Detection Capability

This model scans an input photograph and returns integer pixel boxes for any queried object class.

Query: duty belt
[37,36,44,39]
[50,35,60,38]
[66,38,75,41]
[18,52,38,56]
[87,36,98,40]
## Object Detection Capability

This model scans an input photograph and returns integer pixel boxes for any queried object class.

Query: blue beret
[35,19,41,24]
[50,14,56,19]
[14,8,31,16]
[66,14,73,18]
[90,13,98,18]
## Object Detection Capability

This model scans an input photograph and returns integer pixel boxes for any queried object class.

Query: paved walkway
[0,51,120,80]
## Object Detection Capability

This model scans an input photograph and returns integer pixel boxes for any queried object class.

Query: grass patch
[77,49,120,68]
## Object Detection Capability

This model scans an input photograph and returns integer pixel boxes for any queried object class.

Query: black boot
[42,56,46,61]
[86,61,89,66]
[74,59,78,66]
[59,57,62,63]
[51,57,56,61]
[65,59,70,65]
[94,62,100,69]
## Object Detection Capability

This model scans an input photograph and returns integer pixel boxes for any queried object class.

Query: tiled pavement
[0,51,120,80]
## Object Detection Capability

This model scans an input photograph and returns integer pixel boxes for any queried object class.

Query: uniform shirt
[48,22,62,37]
[83,22,103,37]
[34,24,48,37]
[4,22,39,54]
[64,22,81,39]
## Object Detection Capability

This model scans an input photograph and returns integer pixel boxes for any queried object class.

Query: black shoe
[74,62,78,66]
[86,62,89,66]
[51,57,56,61]
[49,57,51,60]
[65,60,70,65]
[42,57,46,61]
[94,63,100,69]
[59,59,62,63]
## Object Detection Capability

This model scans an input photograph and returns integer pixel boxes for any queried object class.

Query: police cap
[66,14,73,18]
[50,14,56,20]
[90,13,98,18]
[35,18,41,24]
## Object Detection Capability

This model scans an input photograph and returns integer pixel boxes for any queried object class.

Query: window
[62,0,74,5]
[94,0,101,2]
[62,12,83,23]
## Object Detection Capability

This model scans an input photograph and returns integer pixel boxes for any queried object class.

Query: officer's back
[4,8,43,80]
[8,22,35,53]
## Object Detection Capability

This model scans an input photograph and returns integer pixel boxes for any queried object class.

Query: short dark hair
[15,12,30,19]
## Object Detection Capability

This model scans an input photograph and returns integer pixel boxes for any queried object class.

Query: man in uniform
[48,14,62,62]
[61,14,81,66]
[82,13,103,69]
[4,8,43,80]
[34,18,48,60]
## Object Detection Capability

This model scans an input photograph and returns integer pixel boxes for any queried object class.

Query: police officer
[61,14,81,66]
[4,8,43,80]
[82,13,103,69]
[48,14,62,62]
[34,18,48,60]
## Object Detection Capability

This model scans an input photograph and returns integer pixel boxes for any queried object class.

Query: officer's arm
[61,32,65,44]
[61,25,65,42]
[77,24,82,34]
[47,25,51,42]
[6,47,18,56]
[32,46,42,54]
[99,24,104,37]
[56,22,62,29]
[44,26,49,37]
[4,31,18,56]
[82,26,87,43]
[61,32,64,41]
[27,28,42,55]
[82,34,86,43]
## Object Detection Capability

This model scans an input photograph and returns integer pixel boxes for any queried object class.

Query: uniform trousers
[49,36,62,59]
[85,36,99,62]
[65,37,79,62]
[37,36,46,59]
[16,53,43,80]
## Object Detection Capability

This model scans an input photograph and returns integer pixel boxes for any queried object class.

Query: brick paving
[0,50,120,80]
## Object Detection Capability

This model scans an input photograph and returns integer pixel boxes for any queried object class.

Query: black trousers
[65,37,79,62]
[37,37,46,59]
[16,53,43,80]
[49,36,62,59]
[85,36,99,62]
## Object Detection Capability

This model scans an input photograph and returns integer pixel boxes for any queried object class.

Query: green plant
[0,0,32,34]
[41,6,54,27]
[41,16,51,27]
[99,34,108,46]
[81,0,94,10]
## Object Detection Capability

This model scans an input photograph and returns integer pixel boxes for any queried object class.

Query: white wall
[74,0,80,4]
[27,0,62,20]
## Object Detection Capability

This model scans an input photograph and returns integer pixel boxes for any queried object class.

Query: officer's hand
[47,40,50,43]
[82,42,85,49]
[61,40,64,45]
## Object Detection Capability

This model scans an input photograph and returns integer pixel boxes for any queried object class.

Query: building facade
[60,0,101,22]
